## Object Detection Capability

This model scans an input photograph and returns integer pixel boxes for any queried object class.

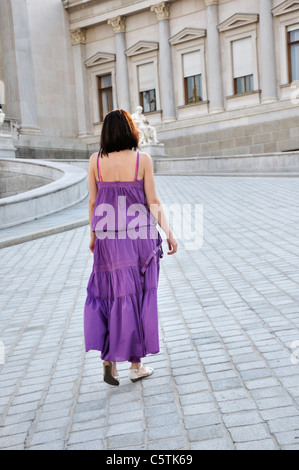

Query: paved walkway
[0,175,299,450]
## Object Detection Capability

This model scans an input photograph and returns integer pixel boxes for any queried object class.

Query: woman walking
[84,109,177,386]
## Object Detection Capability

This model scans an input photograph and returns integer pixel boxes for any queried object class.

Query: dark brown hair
[100,109,139,157]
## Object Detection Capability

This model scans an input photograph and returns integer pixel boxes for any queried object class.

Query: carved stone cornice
[205,0,218,5]
[125,41,159,57]
[107,16,126,33]
[150,2,170,21]
[218,13,259,32]
[70,28,87,45]
[169,27,206,45]
[272,0,299,16]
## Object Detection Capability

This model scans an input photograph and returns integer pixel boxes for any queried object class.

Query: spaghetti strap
[97,151,103,182]
[134,151,140,181]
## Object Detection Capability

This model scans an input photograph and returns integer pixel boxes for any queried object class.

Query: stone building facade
[0,0,299,158]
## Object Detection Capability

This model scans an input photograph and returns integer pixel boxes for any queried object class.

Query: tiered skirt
[84,232,163,362]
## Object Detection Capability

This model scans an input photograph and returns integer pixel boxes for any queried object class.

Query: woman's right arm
[142,153,177,255]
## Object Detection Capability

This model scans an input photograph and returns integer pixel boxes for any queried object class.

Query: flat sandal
[103,361,120,386]
[128,364,154,383]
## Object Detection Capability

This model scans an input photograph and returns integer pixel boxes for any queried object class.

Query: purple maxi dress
[84,151,163,363]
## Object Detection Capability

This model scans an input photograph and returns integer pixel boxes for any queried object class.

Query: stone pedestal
[0,133,17,158]
[139,143,167,158]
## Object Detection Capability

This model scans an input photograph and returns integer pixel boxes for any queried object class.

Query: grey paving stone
[147,436,185,450]
[260,406,299,421]
[176,381,209,395]
[188,424,224,442]
[239,368,273,381]
[67,439,105,450]
[68,428,105,445]
[245,377,281,390]
[182,402,218,416]
[267,416,299,433]
[144,402,178,417]
[3,412,36,426]
[250,386,288,400]
[107,431,145,449]
[228,424,271,443]
[28,441,66,451]
[213,388,248,402]
[235,439,277,450]
[29,428,66,447]
[148,423,183,441]
[142,383,173,397]
[106,420,144,437]
[190,438,233,450]
[143,392,175,407]
[179,391,214,406]
[222,411,263,427]
[146,412,180,428]
[108,409,143,426]
[255,396,293,410]
[218,399,257,414]
[71,418,106,432]
[210,378,243,391]
[274,430,299,446]
[0,421,31,438]
[35,417,70,433]
[183,412,221,430]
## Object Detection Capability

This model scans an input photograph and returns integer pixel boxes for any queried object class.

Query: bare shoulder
[89,153,98,163]
[139,152,153,168]
[89,152,98,169]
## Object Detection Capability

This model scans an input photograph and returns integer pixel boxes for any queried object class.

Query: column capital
[107,16,126,33]
[70,28,87,45]
[204,0,218,6]
[150,2,170,21]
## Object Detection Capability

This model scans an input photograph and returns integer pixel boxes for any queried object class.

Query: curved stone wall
[0,158,88,229]
[154,152,299,175]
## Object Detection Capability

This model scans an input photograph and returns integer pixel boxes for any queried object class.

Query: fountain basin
[0,158,88,229]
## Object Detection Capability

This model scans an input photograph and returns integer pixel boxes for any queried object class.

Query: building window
[97,74,113,122]
[140,89,156,113]
[234,74,254,94]
[288,28,299,82]
[183,51,203,104]
[232,37,254,94]
[185,75,203,104]
[138,63,156,113]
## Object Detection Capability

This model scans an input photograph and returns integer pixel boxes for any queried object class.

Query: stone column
[0,0,40,134]
[205,0,224,112]
[151,2,176,121]
[259,0,277,102]
[107,16,131,112]
[70,28,91,137]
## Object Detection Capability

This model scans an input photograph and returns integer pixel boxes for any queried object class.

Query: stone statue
[0,107,5,128]
[132,106,158,146]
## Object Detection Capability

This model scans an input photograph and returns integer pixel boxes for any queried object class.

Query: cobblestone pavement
[0,175,299,450]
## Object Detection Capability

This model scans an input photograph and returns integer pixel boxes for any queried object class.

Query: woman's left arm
[88,154,98,253]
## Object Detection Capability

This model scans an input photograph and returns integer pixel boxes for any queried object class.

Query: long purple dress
[84,151,163,363]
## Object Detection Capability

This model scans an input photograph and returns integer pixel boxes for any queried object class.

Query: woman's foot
[103,361,119,386]
[128,363,154,383]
